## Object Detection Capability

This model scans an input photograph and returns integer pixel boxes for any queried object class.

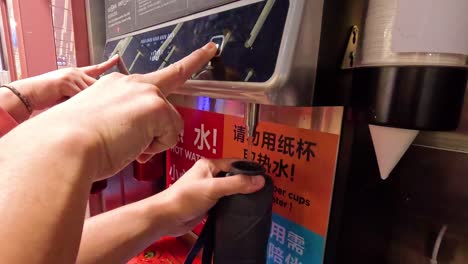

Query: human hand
[152,159,266,237]
[35,43,217,180]
[10,55,120,111]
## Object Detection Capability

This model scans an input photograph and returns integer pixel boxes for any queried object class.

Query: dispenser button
[210,35,225,57]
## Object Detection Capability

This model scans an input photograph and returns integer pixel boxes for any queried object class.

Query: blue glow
[196,96,211,111]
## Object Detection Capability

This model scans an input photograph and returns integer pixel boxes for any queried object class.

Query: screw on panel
[341,25,359,69]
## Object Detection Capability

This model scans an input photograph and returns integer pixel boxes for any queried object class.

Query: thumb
[80,55,120,78]
[208,175,265,199]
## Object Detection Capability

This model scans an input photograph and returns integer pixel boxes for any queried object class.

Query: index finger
[80,54,120,78]
[138,42,217,95]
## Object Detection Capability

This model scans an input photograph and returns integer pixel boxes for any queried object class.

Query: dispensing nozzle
[245,103,259,139]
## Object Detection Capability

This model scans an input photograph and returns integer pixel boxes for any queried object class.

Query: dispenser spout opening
[245,103,260,139]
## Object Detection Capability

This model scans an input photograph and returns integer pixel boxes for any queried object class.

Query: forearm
[0,116,97,263]
[77,196,168,264]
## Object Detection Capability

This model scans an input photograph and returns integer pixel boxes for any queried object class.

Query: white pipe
[244,0,276,48]
[430,225,448,264]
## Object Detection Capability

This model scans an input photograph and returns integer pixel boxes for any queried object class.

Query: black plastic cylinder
[353,66,467,131]
[213,161,273,264]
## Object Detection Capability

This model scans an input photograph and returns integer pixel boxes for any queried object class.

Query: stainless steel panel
[86,0,106,64]
[106,0,326,106]
[168,94,343,135]
[385,145,468,263]
[414,86,468,152]
[178,0,324,106]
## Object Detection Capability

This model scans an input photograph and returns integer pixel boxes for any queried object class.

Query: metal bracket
[341,25,359,69]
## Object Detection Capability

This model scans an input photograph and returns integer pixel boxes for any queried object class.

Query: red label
[166,107,225,184]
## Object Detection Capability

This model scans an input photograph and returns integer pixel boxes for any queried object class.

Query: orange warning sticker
[223,115,339,236]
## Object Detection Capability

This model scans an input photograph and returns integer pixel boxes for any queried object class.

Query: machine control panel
[104,0,289,83]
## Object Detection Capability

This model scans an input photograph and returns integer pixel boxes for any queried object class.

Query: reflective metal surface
[385,145,468,264]
[414,86,468,152]
[168,94,343,135]
[245,103,259,138]
[85,0,106,64]
[105,0,326,106]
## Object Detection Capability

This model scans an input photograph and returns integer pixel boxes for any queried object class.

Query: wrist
[22,114,102,182]
[140,194,173,239]
[0,87,30,123]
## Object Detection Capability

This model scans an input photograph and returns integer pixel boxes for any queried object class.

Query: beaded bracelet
[0,84,33,114]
